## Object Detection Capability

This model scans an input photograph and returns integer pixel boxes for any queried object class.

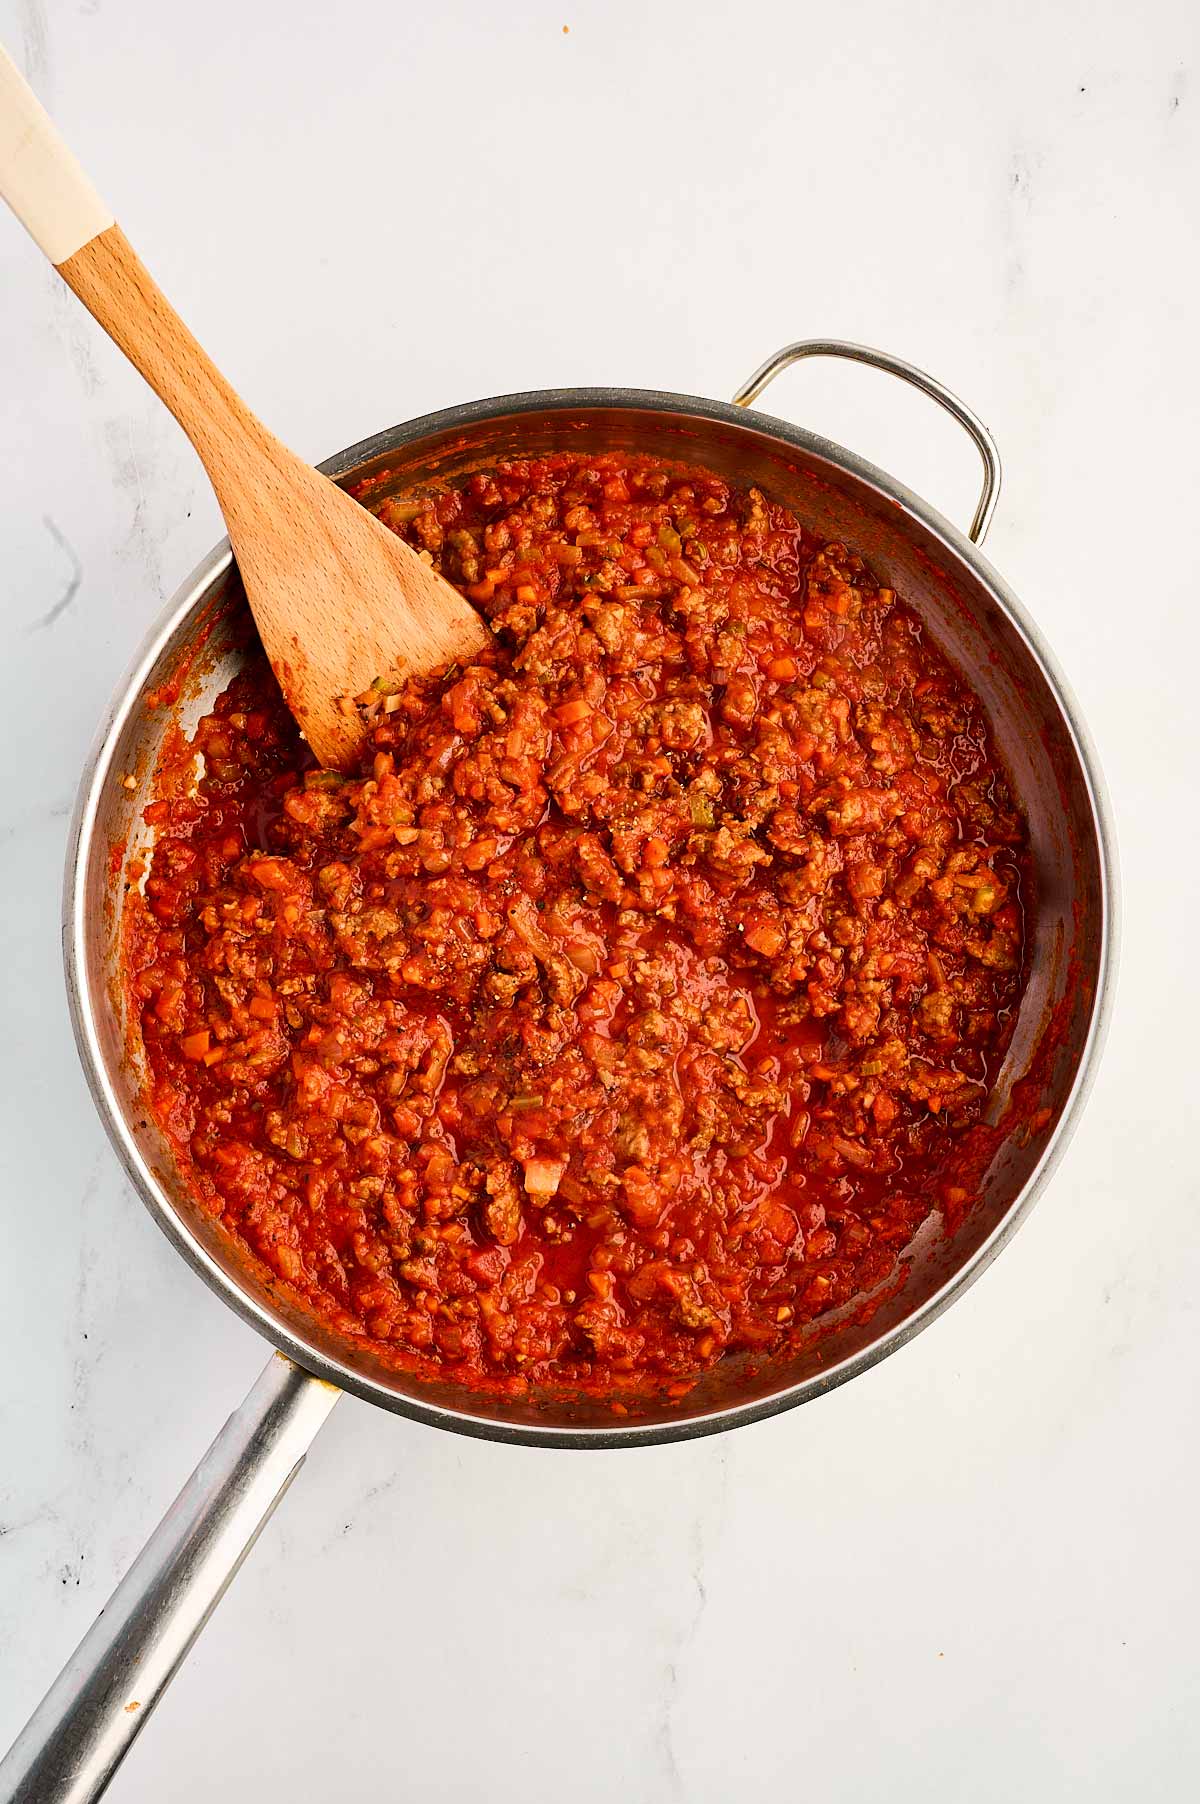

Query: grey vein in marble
[26,516,82,633]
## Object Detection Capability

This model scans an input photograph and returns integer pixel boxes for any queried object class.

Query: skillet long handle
[0,1354,339,1804]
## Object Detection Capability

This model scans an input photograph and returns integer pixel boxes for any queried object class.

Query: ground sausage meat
[128,453,1029,1400]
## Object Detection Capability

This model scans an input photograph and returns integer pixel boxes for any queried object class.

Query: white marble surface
[2,0,1198,1796]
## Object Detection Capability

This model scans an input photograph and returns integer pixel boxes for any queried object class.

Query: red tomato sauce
[126,454,1030,1399]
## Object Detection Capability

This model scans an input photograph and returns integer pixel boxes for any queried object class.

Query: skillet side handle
[732,339,1002,546]
[0,1353,339,1804]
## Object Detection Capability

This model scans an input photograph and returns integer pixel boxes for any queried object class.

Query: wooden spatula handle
[0,42,112,261]
[57,225,259,455]
[2,37,493,771]
[1,44,256,462]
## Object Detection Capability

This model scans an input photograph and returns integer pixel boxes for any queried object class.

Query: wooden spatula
[0,45,491,769]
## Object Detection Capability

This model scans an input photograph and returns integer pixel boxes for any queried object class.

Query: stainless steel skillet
[1,342,1117,1802]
